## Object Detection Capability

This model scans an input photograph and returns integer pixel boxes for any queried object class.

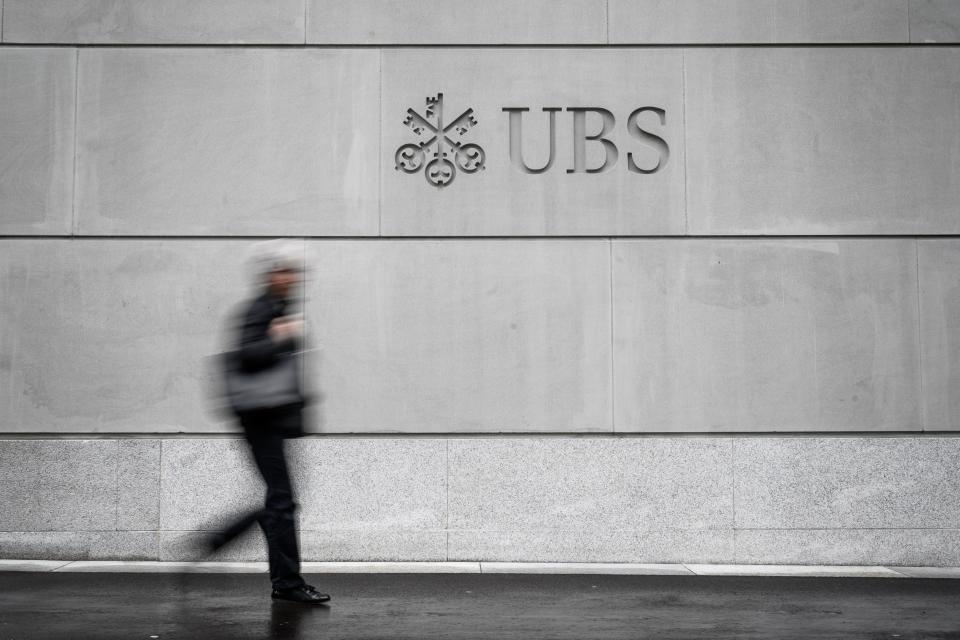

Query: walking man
[213,239,330,604]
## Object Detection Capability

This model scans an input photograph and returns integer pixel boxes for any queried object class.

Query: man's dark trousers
[217,409,306,590]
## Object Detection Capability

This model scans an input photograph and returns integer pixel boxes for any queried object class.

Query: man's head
[249,239,303,299]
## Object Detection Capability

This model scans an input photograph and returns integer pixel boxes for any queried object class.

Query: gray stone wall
[2,1,960,563]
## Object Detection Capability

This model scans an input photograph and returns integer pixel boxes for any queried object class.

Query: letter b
[566,108,617,174]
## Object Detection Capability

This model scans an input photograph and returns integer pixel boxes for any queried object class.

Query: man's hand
[268,315,303,343]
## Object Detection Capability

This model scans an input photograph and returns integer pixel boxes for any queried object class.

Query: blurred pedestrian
[213,239,329,605]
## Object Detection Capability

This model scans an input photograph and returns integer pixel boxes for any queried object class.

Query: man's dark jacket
[235,291,306,438]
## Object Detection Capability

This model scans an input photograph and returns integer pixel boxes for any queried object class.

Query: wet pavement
[2,571,960,639]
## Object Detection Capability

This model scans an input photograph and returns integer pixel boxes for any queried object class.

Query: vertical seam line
[113,440,120,531]
[445,439,450,560]
[377,49,383,236]
[681,48,689,236]
[156,440,163,558]
[1,0,5,43]
[915,238,924,431]
[906,0,912,43]
[303,0,308,45]
[730,439,738,564]
[70,48,80,235]
[608,239,616,432]
[605,0,610,44]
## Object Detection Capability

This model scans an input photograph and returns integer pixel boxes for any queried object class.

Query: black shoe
[271,585,331,604]
[205,532,228,554]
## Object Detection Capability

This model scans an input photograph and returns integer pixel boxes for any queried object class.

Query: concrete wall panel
[308,0,605,44]
[0,48,75,235]
[159,439,447,534]
[613,240,921,432]
[116,440,160,531]
[447,438,732,530]
[305,240,612,432]
[448,529,735,563]
[918,240,960,430]
[75,49,379,236]
[0,441,116,531]
[686,48,960,235]
[910,0,960,42]
[736,529,960,566]
[610,0,908,44]
[0,531,157,560]
[734,438,960,529]
[3,0,305,44]
[380,49,685,236]
[0,239,271,433]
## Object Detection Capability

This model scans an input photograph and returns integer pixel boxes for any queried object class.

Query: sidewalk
[3,567,960,639]
[3,559,960,578]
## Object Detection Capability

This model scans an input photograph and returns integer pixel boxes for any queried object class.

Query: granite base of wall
[2,436,959,565]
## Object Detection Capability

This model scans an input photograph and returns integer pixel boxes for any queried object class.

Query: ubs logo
[395,93,486,188]
[396,93,670,189]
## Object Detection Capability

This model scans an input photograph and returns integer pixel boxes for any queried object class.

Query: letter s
[626,107,669,174]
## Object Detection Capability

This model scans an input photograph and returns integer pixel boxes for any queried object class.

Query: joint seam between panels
[8,235,960,241]
[303,0,308,45]
[445,439,450,561]
[681,48,689,235]
[605,0,610,45]
[608,239,616,432]
[730,440,737,534]
[0,43,951,49]
[113,440,120,531]
[156,441,164,556]
[70,48,80,236]
[915,238,925,431]
[4,527,960,532]
[1,0,5,43]
[3,431,959,439]
[906,0,912,43]
[378,49,382,236]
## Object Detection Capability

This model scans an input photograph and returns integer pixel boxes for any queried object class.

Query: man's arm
[237,299,295,371]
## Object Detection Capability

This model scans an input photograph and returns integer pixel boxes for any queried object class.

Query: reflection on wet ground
[2,572,959,639]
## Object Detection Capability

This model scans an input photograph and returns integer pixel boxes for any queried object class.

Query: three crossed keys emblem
[395,93,486,188]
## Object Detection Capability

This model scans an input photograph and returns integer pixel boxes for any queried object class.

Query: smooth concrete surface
[610,0,908,43]
[3,572,960,639]
[894,566,960,578]
[0,240,273,433]
[305,240,612,431]
[2,1,933,45]
[685,47,960,235]
[684,564,904,578]
[75,49,379,235]
[0,559,70,571]
[734,438,960,529]
[910,0,960,42]
[479,562,694,575]
[55,560,269,573]
[918,240,960,430]
[308,0,606,44]
[0,237,932,434]
[612,240,920,432]
[2,0,305,44]
[0,48,75,235]
[303,562,482,574]
[380,49,685,236]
